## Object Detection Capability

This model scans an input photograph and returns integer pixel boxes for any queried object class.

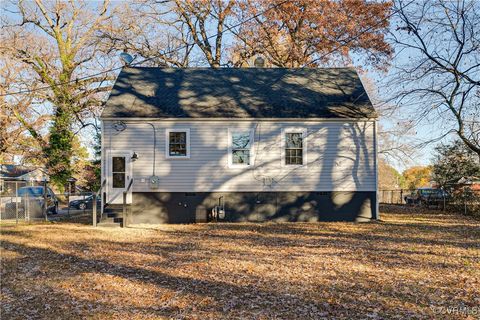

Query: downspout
[101,121,105,215]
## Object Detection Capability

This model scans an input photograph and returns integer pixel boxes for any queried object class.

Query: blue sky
[2,1,454,172]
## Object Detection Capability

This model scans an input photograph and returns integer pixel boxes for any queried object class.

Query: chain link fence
[379,188,480,216]
[64,191,97,218]
[378,190,409,205]
[1,178,97,224]
[0,180,47,222]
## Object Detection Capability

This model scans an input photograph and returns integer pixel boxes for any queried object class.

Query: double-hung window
[166,129,190,158]
[228,129,254,167]
[283,128,306,166]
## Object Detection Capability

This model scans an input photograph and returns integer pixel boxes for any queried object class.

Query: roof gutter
[99,117,378,122]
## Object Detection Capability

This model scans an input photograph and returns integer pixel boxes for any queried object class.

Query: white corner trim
[374,120,379,220]
[165,128,191,159]
[227,128,255,168]
[281,127,308,168]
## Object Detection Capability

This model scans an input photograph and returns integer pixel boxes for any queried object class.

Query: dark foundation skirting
[129,191,377,224]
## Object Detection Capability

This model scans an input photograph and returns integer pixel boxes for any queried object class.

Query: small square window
[169,132,187,156]
[166,129,190,158]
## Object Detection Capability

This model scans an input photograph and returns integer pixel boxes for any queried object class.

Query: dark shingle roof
[101,67,377,119]
[0,165,38,178]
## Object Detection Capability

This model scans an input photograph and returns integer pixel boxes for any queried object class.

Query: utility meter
[150,176,160,189]
[218,208,225,220]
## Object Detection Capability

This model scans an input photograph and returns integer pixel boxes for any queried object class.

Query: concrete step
[107,212,122,218]
[104,203,126,209]
[98,204,128,228]
[101,216,123,223]
[104,208,123,213]
[104,205,129,213]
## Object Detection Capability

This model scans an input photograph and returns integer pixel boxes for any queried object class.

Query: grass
[1,205,479,319]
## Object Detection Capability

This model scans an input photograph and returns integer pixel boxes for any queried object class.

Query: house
[457,176,480,191]
[0,165,49,193]
[100,67,378,224]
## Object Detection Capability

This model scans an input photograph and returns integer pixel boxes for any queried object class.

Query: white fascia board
[100,117,378,122]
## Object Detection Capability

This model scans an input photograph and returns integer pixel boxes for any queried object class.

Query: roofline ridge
[121,66,357,70]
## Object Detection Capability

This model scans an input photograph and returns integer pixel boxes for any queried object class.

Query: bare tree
[358,74,417,168]
[102,0,238,68]
[386,0,480,157]
[231,0,393,68]
[0,59,48,164]
[107,0,392,69]
[99,1,195,67]
[172,0,237,67]
[1,0,120,187]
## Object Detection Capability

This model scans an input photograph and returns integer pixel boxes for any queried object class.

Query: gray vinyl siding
[102,120,376,192]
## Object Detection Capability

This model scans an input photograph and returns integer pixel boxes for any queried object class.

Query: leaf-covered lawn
[1,206,479,319]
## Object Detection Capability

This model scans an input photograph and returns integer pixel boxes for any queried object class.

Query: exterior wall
[129,191,376,224]
[17,169,49,183]
[101,120,376,193]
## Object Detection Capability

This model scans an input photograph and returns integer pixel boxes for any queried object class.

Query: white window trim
[281,127,307,167]
[165,128,191,159]
[228,128,255,168]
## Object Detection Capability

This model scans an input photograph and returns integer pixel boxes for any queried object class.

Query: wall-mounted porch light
[131,152,138,161]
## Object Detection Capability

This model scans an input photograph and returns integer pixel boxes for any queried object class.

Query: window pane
[285,133,303,148]
[170,144,187,156]
[232,150,250,165]
[285,148,303,165]
[169,131,187,156]
[112,173,125,188]
[170,132,186,144]
[232,132,250,149]
[112,157,126,172]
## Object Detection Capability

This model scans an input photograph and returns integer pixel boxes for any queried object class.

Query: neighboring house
[0,165,49,193]
[100,67,378,224]
[457,176,480,191]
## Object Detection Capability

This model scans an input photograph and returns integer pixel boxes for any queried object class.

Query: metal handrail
[122,178,134,228]
[93,179,106,227]
[125,178,134,193]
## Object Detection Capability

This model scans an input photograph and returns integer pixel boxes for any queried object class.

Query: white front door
[106,150,133,204]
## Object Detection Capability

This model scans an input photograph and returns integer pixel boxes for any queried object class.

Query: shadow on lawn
[0,228,33,238]
[0,239,351,319]
[1,223,477,318]
[98,234,469,272]
[76,212,479,274]
[154,219,480,251]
